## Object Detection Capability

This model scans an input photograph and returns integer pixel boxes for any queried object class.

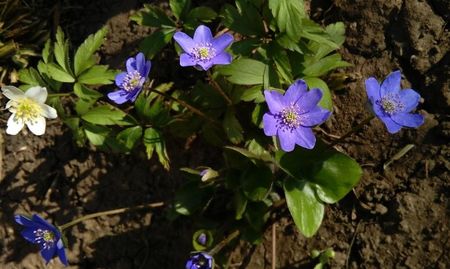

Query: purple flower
[263,80,331,152]
[173,25,233,71]
[107,52,151,104]
[185,252,213,269]
[15,214,68,266]
[365,70,424,133]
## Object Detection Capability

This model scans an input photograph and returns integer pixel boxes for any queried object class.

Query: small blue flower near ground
[365,70,424,133]
[15,214,68,266]
[263,80,331,152]
[173,25,233,71]
[185,252,213,269]
[107,52,151,104]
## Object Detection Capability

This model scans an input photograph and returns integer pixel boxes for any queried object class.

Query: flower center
[191,43,216,62]
[122,70,142,92]
[34,229,56,249]
[14,98,42,123]
[276,104,301,131]
[378,94,404,115]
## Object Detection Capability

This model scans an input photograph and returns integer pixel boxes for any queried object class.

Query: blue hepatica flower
[107,52,151,104]
[185,252,213,269]
[15,214,68,266]
[263,80,331,152]
[365,70,424,133]
[173,25,233,71]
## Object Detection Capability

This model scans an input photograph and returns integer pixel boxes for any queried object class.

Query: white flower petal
[5,100,14,109]
[40,104,58,119]
[26,116,46,135]
[6,114,25,135]
[2,86,25,101]
[24,86,47,103]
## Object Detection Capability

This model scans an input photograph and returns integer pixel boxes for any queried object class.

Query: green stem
[207,71,233,105]
[150,88,221,127]
[48,92,72,97]
[58,202,164,231]
[330,115,375,147]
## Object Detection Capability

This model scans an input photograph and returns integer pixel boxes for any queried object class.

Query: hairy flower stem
[150,88,221,128]
[209,230,240,256]
[58,202,164,231]
[48,93,72,97]
[330,115,375,147]
[207,71,233,105]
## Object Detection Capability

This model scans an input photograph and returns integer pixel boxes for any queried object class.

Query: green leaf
[84,124,111,146]
[236,85,264,103]
[277,144,362,203]
[268,0,305,40]
[42,40,52,64]
[131,4,176,29]
[143,128,170,169]
[221,2,265,36]
[54,27,72,74]
[230,38,261,56]
[139,30,174,59]
[242,165,272,201]
[223,108,243,144]
[74,27,108,76]
[170,0,191,20]
[302,54,351,77]
[303,77,332,111]
[82,105,129,125]
[234,190,248,220]
[46,63,75,82]
[77,65,116,85]
[217,58,268,85]
[18,67,45,86]
[284,178,324,237]
[276,34,303,53]
[116,126,143,151]
[174,181,212,215]
[186,7,217,23]
[73,83,103,114]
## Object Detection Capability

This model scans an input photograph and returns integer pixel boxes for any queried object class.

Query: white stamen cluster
[378,94,405,115]
[191,43,216,62]
[33,229,55,250]
[122,70,142,92]
[275,104,301,131]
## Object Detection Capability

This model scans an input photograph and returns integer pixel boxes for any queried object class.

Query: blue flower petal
[263,113,278,136]
[179,53,196,67]
[391,112,424,128]
[365,77,381,103]
[379,115,402,134]
[32,214,53,229]
[108,90,130,104]
[40,246,57,264]
[300,107,331,127]
[296,88,322,113]
[126,57,137,73]
[197,60,214,71]
[264,90,285,113]
[295,126,316,149]
[193,25,213,44]
[115,72,127,87]
[278,129,296,152]
[399,89,420,112]
[174,32,195,53]
[380,70,401,96]
[212,33,233,52]
[211,52,232,65]
[135,53,146,75]
[142,60,152,78]
[15,215,34,227]
[285,80,307,103]
[21,228,39,243]
[56,239,69,266]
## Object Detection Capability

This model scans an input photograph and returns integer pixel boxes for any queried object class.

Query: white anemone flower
[1,86,57,136]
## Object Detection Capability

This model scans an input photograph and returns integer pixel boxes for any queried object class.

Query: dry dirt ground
[1,0,449,268]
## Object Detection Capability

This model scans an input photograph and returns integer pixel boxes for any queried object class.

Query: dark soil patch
[1,0,449,268]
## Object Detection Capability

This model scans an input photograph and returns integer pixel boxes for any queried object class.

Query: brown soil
[1,0,449,268]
